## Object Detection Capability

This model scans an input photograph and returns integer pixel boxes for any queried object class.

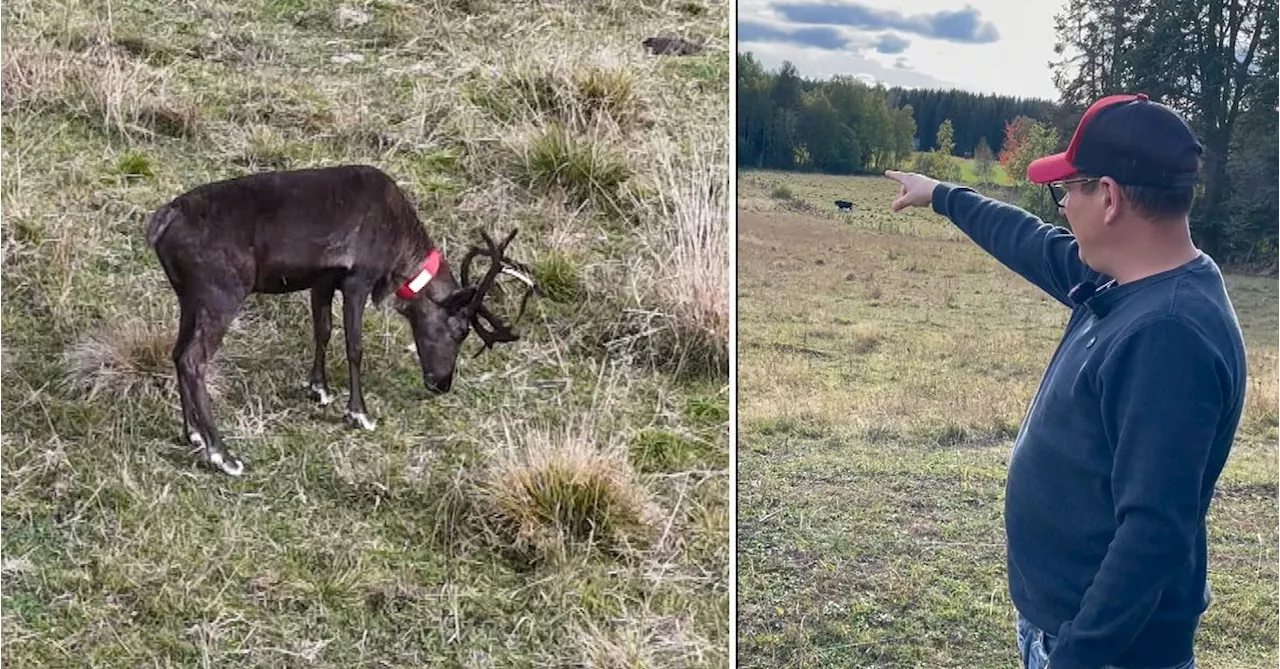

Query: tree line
[736,0,1276,267]
[737,55,917,174]
[735,53,1058,175]
[884,87,1057,158]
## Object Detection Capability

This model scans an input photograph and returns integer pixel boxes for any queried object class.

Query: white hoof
[188,432,205,447]
[347,411,377,431]
[309,383,334,406]
[208,450,245,477]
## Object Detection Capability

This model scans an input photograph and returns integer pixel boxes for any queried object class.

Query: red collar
[396,249,443,299]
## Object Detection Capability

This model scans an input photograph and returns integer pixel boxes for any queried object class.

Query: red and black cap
[1027,93,1203,188]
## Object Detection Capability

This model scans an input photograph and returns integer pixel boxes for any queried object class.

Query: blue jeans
[1016,613,1196,669]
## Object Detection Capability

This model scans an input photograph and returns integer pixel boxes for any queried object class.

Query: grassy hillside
[736,170,1278,668]
[1,0,730,666]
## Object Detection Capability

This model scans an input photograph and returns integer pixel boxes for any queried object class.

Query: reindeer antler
[458,228,539,354]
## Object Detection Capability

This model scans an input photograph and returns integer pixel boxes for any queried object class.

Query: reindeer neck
[390,225,460,303]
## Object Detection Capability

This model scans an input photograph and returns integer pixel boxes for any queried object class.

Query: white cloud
[737,0,1063,99]
[742,40,962,90]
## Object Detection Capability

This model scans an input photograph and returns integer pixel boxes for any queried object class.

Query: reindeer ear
[440,287,476,313]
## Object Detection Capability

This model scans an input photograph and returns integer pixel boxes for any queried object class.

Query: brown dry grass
[60,318,224,403]
[627,129,730,376]
[477,421,661,564]
[737,209,1065,434]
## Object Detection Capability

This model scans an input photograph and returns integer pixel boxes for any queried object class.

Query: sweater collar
[1071,252,1210,318]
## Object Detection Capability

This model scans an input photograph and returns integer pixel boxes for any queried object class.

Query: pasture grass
[940,152,1013,187]
[735,171,1278,668]
[1,0,730,666]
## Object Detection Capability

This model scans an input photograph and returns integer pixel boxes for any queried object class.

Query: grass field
[912,151,1014,187]
[736,169,1278,667]
[1,1,730,666]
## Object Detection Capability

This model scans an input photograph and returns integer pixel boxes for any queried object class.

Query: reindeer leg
[177,290,246,476]
[173,296,199,445]
[340,280,375,431]
[307,277,338,406]
[161,257,202,445]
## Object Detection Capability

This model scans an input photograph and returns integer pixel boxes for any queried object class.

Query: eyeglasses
[1047,177,1100,206]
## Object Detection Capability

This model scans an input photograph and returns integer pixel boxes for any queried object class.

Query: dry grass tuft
[60,319,218,403]
[476,422,660,564]
[573,66,640,125]
[3,42,200,139]
[1,45,70,104]
[517,123,631,215]
[577,612,717,668]
[469,50,646,130]
[626,131,729,375]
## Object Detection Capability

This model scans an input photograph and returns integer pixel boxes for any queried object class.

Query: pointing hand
[884,170,940,211]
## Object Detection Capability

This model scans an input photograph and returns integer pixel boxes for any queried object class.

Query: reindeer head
[395,228,535,394]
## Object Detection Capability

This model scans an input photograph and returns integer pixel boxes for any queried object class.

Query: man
[884,93,1248,669]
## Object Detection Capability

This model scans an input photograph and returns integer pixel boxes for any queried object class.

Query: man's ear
[1100,177,1123,226]
[440,287,476,312]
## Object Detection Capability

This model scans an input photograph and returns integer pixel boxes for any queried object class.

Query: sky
[737,0,1063,100]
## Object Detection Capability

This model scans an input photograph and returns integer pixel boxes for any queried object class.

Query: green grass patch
[532,251,583,303]
[520,124,630,215]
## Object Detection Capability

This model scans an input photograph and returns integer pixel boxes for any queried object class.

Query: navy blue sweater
[931,184,1248,669]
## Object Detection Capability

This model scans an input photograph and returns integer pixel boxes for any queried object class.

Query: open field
[736,155,1011,221]
[912,151,1013,187]
[738,169,1026,242]
[1,1,730,666]
[736,170,1279,667]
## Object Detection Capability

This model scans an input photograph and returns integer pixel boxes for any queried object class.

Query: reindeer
[145,164,535,477]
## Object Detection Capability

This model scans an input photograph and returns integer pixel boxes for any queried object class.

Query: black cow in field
[834,200,854,211]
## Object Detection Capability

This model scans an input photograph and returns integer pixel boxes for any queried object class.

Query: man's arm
[1046,317,1226,669]
[930,182,1096,307]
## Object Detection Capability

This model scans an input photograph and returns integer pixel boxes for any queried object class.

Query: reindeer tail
[145,205,180,247]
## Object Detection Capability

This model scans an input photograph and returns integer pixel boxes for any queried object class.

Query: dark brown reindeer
[145,164,534,477]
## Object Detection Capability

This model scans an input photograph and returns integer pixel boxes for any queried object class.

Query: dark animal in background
[145,165,536,476]
[835,200,854,211]
[643,36,705,56]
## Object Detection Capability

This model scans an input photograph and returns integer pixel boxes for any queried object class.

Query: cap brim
[1026,153,1076,184]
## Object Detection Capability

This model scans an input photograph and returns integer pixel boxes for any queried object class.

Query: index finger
[883,170,906,183]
